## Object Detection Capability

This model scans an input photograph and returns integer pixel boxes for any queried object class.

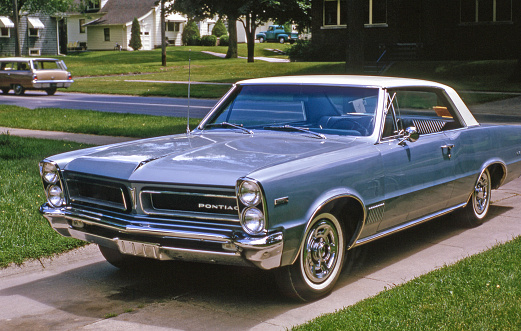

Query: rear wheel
[275,213,345,301]
[98,245,152,270]
[1,88,9,94]
[279,37,285,44]
[46,88,57,96]
[13,84,24,96]
[460,168,491,227]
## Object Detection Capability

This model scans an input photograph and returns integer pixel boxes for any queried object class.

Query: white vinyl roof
[0,16,14,28]
[28,17,44,29]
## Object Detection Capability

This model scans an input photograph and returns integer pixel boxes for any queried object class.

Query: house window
[79,19,85,33]
[0,27,9,37]
[166,22,180,32]
[86,0,100,11]
[461,0,512,23]
[324,0,346,26]
[104,28,110,41]
[323,0,386,26]
[365,0,387,25]
[29,28,39,37]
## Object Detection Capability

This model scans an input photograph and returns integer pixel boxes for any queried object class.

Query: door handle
[441,144,455,159]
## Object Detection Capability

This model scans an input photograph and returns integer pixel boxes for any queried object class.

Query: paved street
[0,178,520,330]
[0,92,216,118]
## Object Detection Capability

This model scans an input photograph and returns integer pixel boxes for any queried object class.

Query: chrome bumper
[40,204,283,270]
[33,80,73,88]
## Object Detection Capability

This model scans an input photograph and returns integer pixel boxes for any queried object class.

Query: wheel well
[318,197,364,245]
[487,163,506,190]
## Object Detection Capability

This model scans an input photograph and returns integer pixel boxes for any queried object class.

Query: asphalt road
[0,91,217,118]
[0,178,520,330]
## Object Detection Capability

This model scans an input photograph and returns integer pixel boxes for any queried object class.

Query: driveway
[1,178,520,330]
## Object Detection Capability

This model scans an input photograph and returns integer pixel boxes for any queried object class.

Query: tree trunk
[161,0,167,66]
[12,0,20,57]
[225,15,238,59]
[345,0,365,74]
[161,0,166,67]
[243,13,257,63]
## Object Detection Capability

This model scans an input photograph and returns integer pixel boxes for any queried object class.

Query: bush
[129,17,142,50]
[182,20,201,46]
[287,39,318,62]
[212,19,228,37]
[219,35,229,47]
[200,35,217,46]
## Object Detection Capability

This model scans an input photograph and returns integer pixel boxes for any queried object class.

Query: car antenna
[186,49,191,135]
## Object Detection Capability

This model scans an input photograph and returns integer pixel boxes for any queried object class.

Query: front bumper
[40,204,284,270]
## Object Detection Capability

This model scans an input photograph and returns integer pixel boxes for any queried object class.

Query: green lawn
[0,135,88,267]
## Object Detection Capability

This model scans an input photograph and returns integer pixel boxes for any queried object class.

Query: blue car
[39,76,521,301]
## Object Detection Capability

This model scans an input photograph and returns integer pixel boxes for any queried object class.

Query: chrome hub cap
[474,171,490,215]
[302,220,339,284]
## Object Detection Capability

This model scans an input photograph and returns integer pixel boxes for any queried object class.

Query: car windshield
[205,85,379,137]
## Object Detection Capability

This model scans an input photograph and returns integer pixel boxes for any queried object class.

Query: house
[0,14,63,56]
[312,0,521,62]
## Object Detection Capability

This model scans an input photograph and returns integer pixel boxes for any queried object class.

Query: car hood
[63,132,360,186]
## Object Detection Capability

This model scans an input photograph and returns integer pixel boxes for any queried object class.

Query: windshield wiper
[263,125,326,139]
[204,122,253,134]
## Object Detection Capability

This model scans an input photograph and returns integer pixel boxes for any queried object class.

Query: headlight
[40,162,60,184]
[238,181,261,206]
[47,185,65,207]
[241,207,265,235]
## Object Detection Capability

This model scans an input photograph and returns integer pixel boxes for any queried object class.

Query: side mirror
[398,127,419,145]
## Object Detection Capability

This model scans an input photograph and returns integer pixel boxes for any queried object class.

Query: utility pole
[161,0,167,66]
[12,0,20,56]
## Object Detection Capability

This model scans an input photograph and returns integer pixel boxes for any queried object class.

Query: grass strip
[0,105,199,138]
[0,135,89,267]
[294,236,521,330]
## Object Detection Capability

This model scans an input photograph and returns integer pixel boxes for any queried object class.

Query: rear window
[32,61,63,70]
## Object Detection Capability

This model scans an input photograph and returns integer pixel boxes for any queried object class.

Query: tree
[0,0,75,56]
[170,0,309,62]
[182,20,201,46]
[212,18,227,37]
[129,17,142,51]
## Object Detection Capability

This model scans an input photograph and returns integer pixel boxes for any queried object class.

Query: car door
[11,61,32,87]
[0,61,15,89]
[376,88,464,230]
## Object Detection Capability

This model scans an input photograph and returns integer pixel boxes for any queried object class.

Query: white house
[67,0,188,51]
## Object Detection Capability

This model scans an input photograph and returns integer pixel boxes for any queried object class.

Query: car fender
[281,187,367,266]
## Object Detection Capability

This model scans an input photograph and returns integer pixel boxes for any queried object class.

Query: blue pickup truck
[256,25,299,44]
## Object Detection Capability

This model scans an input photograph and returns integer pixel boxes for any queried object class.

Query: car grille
[63,173,239,224]
[66,174,130,212]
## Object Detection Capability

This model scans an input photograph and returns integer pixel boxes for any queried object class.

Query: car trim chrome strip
[353,202,467,247]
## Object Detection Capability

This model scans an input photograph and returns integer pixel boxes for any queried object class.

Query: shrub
[212,19,228,37]
[129,17,142,50]
[182,20,201,46]
[200,35,217,46]
[219,35,229,46]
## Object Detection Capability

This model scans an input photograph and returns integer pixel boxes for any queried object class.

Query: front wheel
[274,213,345,301]
[460,168,491,227]
[259,37,265,43]
[1,88,9,94]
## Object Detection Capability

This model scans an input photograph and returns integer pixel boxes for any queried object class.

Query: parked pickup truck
[0,57,73,96]
[256,25,299,44]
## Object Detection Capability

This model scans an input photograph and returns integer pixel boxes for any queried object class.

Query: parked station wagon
[0,57,73,95]
[39,76,521,301]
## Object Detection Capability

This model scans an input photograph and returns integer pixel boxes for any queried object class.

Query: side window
[382,89,463,138]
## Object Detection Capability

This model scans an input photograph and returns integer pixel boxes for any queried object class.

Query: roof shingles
[86,0,157,26]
